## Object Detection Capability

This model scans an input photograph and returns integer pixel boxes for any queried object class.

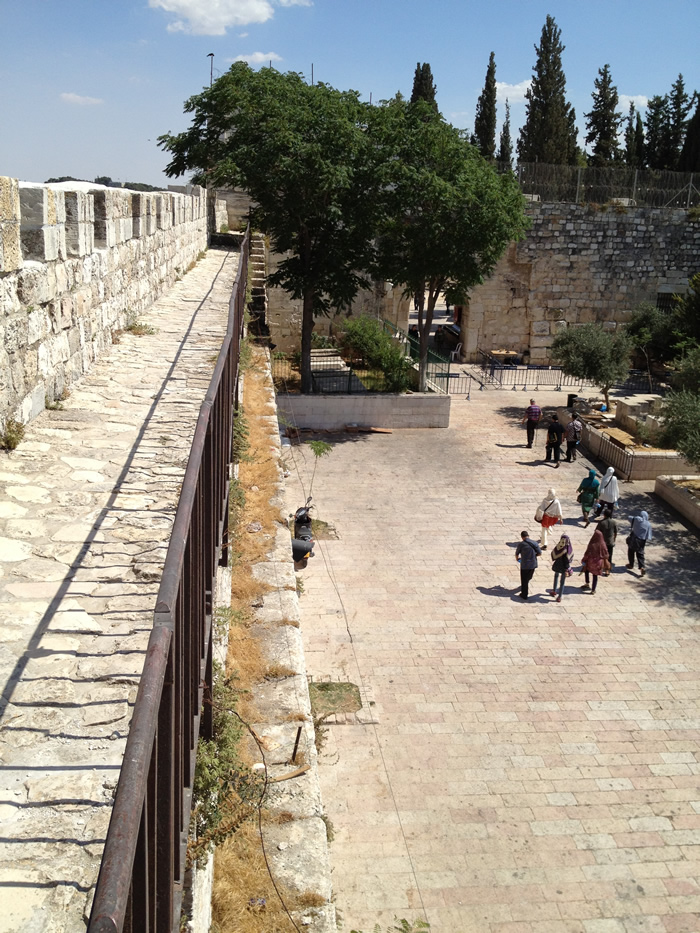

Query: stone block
[530,320,550,336]
[530,335,552,349]
[0,219,22,273]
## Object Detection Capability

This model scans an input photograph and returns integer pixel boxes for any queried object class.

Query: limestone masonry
[0,177,227,429]
[461,202,700,361]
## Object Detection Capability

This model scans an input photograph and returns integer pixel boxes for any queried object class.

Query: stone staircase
[248,231,269,335]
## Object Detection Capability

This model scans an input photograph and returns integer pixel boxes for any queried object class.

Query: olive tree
[551,323,631,409]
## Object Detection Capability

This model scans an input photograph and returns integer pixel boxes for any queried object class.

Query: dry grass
[213,823,299,933]
[213,344,312,932]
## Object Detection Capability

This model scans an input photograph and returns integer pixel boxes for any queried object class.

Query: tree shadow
[617,490,700,610]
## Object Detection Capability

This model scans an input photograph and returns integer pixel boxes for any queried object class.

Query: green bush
[659,390,700,469]
[339,316,412,392]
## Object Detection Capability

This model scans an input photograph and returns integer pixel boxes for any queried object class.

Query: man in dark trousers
[545,413,564,467]
[521,398,541,449]
[564,412,583,462]
[515,530,542,600]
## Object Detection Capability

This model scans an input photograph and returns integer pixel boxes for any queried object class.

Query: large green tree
[667,74,694,170]
[497,99,514,167]
[551,324,631,409]
[517,15,579,165]
[585,65,622,166]
[410,62,438,111]
[644,94,671,170]
[678,98,700,171]
[624,103,646,167]
[159,64,383,394]
[372,98,528,388]
[473,52,497,160]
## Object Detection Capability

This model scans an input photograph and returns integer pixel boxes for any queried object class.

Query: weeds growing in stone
[0,419,25,451]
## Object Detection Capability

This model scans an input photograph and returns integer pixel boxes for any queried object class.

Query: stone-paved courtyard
[284,388,700,933]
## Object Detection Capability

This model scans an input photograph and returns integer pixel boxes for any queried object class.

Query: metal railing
[581,423,635,480]
[88,230,250,933]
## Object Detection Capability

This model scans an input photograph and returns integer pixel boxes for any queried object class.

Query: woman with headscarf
[576,469,600,527]
[534,488,563,550]
[581,528,610,594]
[626,511,653,576]
[594,467,620,517]
[548,534,573,602]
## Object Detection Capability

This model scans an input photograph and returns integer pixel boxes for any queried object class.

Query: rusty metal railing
[88,229,250,933]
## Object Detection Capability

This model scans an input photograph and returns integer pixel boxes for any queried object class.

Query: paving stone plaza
[284,389,700,933]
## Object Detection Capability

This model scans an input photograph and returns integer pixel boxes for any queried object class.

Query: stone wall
[0,177,221,428]
[461,203,700,362]
[277,392,451,430]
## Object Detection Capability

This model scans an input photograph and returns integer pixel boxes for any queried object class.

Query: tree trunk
[300,288,315,395]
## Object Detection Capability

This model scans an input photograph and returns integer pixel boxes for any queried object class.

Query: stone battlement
[0,177,225,428]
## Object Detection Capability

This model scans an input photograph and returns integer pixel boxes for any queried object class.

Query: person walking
[598,508,618,570]
[564,413,583,462]
[581,528,610,594]
[521,398,542,449]
[626,510,653,576]
[545,414,564,467]
[577,469,600,527]
[594,466,620,517]
[548,534,573,602]
[515,530,542,600]
[534,487,563,550]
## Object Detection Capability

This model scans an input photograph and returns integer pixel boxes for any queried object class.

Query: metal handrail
[88,228,250,933]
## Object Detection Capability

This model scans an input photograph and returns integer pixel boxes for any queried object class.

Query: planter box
[581,422,694,481]
[277,392,450,430]
[654,475,700,528]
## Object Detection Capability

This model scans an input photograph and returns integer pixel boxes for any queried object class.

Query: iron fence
[510,162,700,209]
[88,230,250,933]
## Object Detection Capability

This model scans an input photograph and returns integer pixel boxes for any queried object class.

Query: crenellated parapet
[0,177,224,428]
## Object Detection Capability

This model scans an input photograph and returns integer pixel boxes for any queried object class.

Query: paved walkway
[0,249,238,933]
[284,390,700,933]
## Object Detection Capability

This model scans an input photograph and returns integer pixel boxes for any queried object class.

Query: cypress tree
[644,95,671,169]
[667,74,693,169]
[474,51,497,160]
[678,99,700,171]
[497,99,513,167]
[585,64,622,166]
[410,62,438,111]
[624,104,646,167]
[517,15,578,165]
[634,111,646,167]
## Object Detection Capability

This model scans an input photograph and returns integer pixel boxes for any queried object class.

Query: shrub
[339,316,412,392]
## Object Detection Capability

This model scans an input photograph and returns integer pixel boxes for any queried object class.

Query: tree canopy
[585,65,622,166]
[473,52,497,160]
[497,100,513,167]
[410,62,438,111]
[159,64,384,393]
[551,324,631,409]
[517,15,579,165]
[372,97,528,387]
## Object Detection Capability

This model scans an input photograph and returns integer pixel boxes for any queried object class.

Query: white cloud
[238,32,249,37]
[496,80,530,105]
[231,51,283,65]
[60,92,103,106]
[149,0,310,35]
[619,94,648,113]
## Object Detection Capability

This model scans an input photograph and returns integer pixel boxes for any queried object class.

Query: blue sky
[1,0,699,187]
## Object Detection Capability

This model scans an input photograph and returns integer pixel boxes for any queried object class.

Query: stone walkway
[0,249,238,933]
[284,389,700,933]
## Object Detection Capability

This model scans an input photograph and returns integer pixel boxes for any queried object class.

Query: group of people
[521,399,583,466]
[515,399,654,602]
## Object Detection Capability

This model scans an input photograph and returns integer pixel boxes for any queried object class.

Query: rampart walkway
[285,390,700,933]
[0,249,238,933]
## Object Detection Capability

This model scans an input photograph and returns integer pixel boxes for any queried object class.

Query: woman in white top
[594,467,620,517]
[535,488,563,549]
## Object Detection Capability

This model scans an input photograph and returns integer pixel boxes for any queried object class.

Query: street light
[207,52,214,87]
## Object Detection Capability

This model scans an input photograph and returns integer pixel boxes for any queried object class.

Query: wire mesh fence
[506,162,700,209]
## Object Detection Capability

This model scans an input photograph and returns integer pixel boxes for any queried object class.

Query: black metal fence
[511,162,700,209]
[88,230,250,933]
[474,350,669,396]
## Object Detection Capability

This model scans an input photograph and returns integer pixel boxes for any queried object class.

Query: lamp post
[207,52,214,87]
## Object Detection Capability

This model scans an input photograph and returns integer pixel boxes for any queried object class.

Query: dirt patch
[311,518,338,540]
[603,425,674,454]
[308,681,362,719]
[677,479,700,496]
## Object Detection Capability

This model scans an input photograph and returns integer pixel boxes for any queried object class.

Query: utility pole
[207,52,214,87]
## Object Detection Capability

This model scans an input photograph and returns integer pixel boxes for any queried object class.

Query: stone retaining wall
[0,176,226,428]
[460,203,700,362]
[654,475,700,528]
[277,393,451,430]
